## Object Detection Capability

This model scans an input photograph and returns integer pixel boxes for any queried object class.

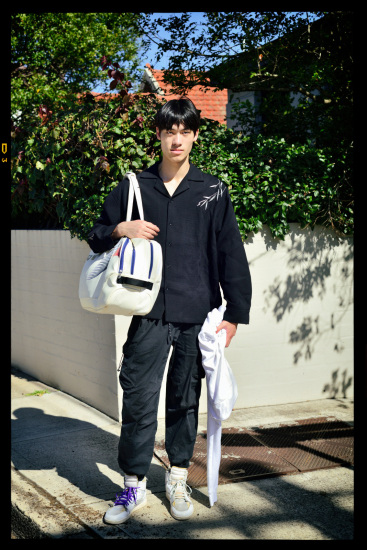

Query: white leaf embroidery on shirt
[197,180,225,209]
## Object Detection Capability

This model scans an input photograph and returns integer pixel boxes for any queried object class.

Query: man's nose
[172,133,182,146]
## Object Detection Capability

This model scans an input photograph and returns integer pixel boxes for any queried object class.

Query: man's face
[156,124,199,163]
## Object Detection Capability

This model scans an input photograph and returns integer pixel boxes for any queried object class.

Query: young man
[87,98,252,524]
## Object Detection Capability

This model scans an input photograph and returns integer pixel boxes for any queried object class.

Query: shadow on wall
[322,368,353,399]
[247,224,353,396]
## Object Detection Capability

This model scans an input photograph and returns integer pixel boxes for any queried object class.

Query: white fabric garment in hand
[198,305,238,506]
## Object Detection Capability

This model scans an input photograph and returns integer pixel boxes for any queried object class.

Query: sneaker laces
[170,479,192,501]
[114,487,137,507]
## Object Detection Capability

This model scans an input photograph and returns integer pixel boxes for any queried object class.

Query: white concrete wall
[11,225,353,422]
[228,224,353,409]
[11,230,122,420]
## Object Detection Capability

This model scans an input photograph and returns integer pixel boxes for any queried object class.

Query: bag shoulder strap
[125,172,144,221]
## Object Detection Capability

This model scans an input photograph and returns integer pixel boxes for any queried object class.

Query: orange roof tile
[144,64,228,125]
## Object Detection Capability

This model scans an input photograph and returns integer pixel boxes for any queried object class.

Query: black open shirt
[88,163,252,325]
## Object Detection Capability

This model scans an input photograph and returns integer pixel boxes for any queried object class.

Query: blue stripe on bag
[119,239,130,273]
[131,244,136,275]
[119,239,153,279]
[149,242,153,279]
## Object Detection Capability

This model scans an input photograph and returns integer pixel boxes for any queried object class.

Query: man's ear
[193,130,199,142]
[156,127,161,140]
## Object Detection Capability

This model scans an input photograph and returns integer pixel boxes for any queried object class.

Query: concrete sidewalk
[11,366,354,540]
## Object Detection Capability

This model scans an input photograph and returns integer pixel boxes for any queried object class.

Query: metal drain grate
[154,416,354,488]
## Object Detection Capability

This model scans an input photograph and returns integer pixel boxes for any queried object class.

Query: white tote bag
[79,172,163,316]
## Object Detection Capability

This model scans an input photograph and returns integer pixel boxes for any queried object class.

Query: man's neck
[158,158,191,196]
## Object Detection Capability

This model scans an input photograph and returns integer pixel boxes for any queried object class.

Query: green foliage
[137,12,353,239]
[11,12,353,243]
[141,12,353,148]
[11,88,164,240]
[191,120,353,240]
[11,13,143,127]
[11,91,353,241]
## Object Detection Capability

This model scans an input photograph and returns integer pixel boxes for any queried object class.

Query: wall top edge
[11,224,353,242]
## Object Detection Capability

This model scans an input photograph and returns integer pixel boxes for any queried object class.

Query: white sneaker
[104,475,147,525]
[165,466,194,520]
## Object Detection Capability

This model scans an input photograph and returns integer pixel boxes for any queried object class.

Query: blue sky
[91,12,319,94]
[91,12,208,93]
[141,12,208,70]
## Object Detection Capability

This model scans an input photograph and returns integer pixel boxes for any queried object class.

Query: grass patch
[25,390,51,397]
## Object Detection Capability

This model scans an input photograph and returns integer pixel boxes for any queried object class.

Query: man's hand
[111,220,160,240]
[216,320,238,348]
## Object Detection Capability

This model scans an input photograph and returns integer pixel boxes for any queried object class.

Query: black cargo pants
[117,316,205,478]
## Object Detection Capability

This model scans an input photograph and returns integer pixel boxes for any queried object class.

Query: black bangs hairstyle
[155,98,201,134]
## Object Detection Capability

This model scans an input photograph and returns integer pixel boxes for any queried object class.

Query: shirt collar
[139,162,204,197]
[139,162,205,182]
[187,163,205,182]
